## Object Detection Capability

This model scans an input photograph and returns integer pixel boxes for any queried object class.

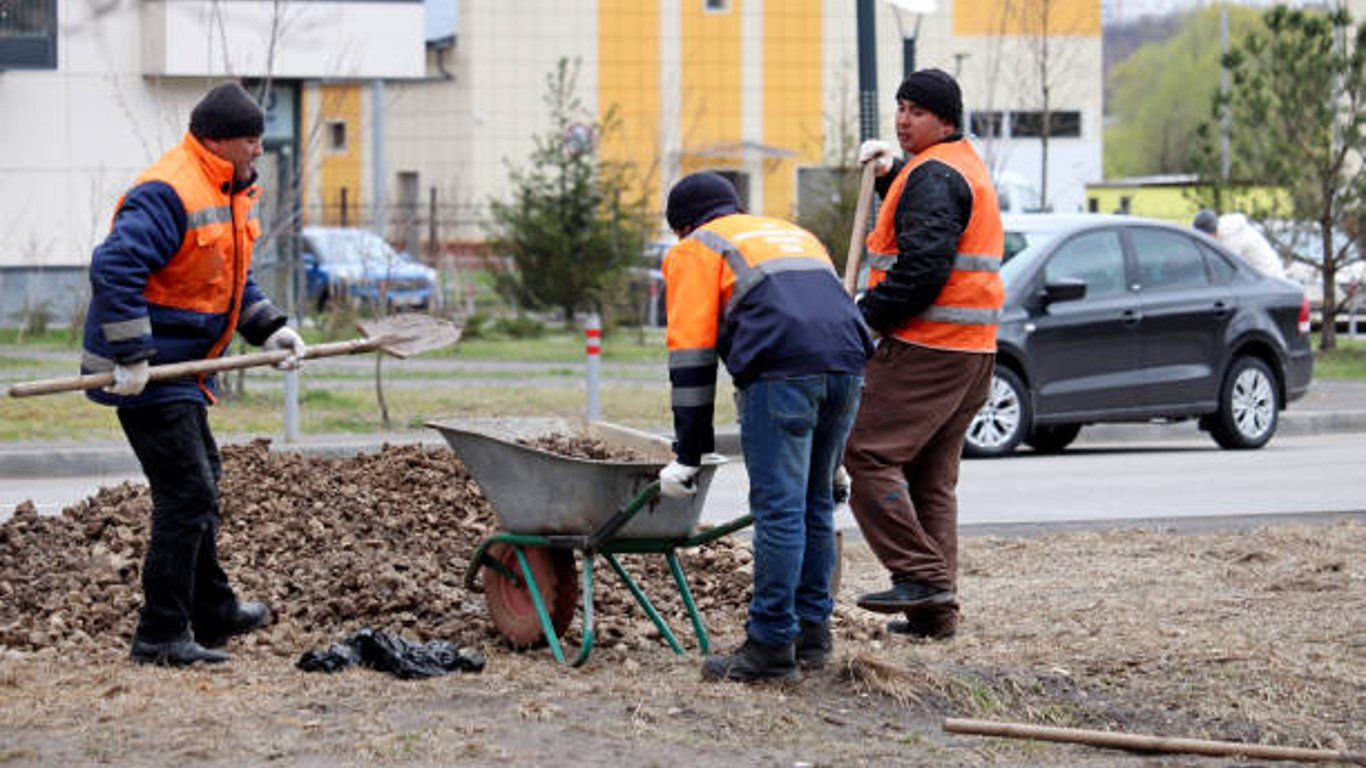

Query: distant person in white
[1193,209,1287,279]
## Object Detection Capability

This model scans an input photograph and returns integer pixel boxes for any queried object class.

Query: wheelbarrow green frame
[464,480,754,667]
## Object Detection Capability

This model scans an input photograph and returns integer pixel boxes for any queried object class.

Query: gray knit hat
[190,83,266,140]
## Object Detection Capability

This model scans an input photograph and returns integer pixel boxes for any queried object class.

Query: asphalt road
[6,432,1364,532]
[696,431,1366,533]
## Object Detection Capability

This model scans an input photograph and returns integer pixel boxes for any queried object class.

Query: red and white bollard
[585,313,602,422]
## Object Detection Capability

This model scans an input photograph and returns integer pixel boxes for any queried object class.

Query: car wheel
[1208,356,1280,450]
[964,367,1030,458]
[1025,423,1082,454]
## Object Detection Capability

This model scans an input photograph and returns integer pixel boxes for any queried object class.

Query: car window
[1042,229,1126,299]
[1003,228,1063,264]
[1132,228,1209,290]
[1196,240,1239,284]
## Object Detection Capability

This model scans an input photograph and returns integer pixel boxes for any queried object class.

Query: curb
[1,411,1362,480]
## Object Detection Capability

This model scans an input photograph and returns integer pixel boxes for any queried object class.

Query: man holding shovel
[844,69,1003,641]
[81,82,305,666]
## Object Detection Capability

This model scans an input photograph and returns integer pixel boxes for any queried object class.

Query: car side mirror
[1040,278,1087,305]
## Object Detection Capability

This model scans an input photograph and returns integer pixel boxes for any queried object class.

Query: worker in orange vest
[82,83,305,666]
[844,69,1005,641]
[658,172,872,681]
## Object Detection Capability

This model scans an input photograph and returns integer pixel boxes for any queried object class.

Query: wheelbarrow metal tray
[427,417,723,539]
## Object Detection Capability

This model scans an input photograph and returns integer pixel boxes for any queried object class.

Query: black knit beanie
[666,172,741,233]
[896,68,962,128]
[190,83,266,140]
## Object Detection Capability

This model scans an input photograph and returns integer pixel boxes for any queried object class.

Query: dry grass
[0,515,1361,766]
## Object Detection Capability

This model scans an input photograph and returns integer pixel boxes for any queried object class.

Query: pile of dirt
[0,442,760,656]
[516,434,644,461]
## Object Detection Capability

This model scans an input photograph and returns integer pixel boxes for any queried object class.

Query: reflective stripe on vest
[864,139,1004,352]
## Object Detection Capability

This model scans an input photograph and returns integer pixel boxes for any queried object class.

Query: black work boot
[130,631,229,667]
[887,606,958,641]
[795,620,832,669]
[856,579,954,614]
[195,601,272,648]
[701,636,798,683]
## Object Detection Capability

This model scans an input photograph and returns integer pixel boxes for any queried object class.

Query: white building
[0,0,1103,324]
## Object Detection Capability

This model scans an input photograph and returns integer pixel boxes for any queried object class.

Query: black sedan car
[964,214,1314,457]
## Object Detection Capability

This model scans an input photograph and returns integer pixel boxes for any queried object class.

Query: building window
[970,111,1003,139]
[326,121,348,153]
[704,0,731,12]
[0,0,57,69]
[1009,111,1082,139]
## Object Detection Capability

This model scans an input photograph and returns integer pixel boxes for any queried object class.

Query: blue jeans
[737,372,862,647]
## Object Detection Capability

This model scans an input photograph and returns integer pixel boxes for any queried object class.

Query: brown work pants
[844,339,994,590]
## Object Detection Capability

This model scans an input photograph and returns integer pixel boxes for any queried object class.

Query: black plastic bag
[297,627,486,679]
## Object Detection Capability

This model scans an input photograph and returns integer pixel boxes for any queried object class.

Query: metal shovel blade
[358,313,463,359]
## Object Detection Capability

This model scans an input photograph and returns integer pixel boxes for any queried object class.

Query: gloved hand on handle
[858,139,897,177]
[103,359,150,396]
[659,460,700,498]
[263,325,307,370]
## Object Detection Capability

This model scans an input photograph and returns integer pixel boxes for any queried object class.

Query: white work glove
[833,465,851,505]
[103,359,151,397]
[659,460,701,498]
[263,325,307,370]
[858,139,897,177]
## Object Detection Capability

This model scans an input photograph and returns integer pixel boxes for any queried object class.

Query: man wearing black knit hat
[659,172,872,681]
[81,81,306,666]
[842,68,1004,642]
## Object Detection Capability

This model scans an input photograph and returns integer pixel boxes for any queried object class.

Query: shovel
[831,159,878,596]
[7,313,462,398]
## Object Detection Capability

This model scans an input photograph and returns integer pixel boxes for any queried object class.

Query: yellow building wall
[680,1,742,177]
[954,0,1101,37]
[598,1,661,207]
[305,84,364,227]
[1085,183,1292,224]
[763,1,823,220]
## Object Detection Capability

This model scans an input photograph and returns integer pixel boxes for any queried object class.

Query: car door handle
[1212,301,1232,318]
[1121,308,1142,326]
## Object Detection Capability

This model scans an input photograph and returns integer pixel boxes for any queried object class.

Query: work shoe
[701,636,798,683]
[130,633,229,667]
[887,607,958,641]
[195,601,272,648]
[795,620,832,669]
[856,580,954,614]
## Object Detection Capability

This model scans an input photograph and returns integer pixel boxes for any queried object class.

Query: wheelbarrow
[427,417,753,667]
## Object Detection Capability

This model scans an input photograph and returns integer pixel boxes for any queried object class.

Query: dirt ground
[0,444,1362,767]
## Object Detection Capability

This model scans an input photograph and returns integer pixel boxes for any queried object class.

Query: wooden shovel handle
[7,337,385,398]
[842,161,878,298]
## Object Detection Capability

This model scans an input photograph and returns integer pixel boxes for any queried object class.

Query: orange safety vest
[129,132,262,363]
[865,139,1004,352]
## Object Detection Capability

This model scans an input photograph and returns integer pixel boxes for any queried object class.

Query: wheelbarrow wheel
[484,543,579,649]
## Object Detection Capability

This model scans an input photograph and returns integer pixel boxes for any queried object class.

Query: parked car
[301,226,439,312]
[963,214,1314,457]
